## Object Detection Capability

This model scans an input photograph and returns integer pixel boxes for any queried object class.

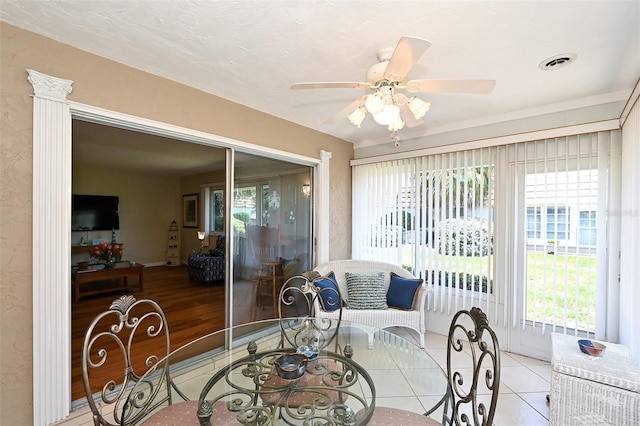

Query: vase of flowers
[91,241,123,268]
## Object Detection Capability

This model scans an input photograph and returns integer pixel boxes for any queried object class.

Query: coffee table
[72,263,144,303]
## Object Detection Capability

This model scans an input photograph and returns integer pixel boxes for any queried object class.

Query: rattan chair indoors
[364,306,501,426]
[82,295,199,425]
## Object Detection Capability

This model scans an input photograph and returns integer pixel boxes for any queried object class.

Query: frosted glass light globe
[365,92,386,114]
[348,107,366,128]
[372,104,400,126]
[408,97,431,119]
[388,114,405,131]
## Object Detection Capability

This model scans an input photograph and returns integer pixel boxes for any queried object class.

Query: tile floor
[390,327,551,426]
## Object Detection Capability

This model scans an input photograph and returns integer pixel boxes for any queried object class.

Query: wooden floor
[71,264,257,402]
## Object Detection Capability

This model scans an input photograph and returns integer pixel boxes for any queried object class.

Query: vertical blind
[506,134,607,336]
[352,131,614,335]
[619,99,640,358]
[352,147,498,319]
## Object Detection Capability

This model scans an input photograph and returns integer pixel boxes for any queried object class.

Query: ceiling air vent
[539,53,577,70]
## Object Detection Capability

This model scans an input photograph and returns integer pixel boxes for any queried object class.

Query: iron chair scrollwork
[196,274,364,425]
[364,306,501,426]
[277,270,344,353]
[196,337,371,426]
[444,306,501,426]
[82,295,196,425]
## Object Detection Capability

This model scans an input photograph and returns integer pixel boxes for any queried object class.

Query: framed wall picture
[182,194,199,228]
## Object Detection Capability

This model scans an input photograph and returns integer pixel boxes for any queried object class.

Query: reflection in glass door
[231,154,312,324]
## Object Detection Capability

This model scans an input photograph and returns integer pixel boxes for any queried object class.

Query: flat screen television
[72,194,120,231]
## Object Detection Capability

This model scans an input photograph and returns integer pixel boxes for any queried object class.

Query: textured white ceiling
[2,0,639,151]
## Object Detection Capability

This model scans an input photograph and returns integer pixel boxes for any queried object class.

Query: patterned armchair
[188,234,225,283]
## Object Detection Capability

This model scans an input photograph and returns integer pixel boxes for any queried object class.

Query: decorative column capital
[320,149,332,163]
[27,69,73,101]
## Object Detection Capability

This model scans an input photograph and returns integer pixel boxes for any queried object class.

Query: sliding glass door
[507,135,609,358]
[231,153,313,324]
[197,152,314,327]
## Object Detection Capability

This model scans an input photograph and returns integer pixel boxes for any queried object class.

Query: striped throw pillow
[345,272,387,310]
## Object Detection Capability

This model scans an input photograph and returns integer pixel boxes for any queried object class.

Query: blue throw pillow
[386,272,423,310]
[313,272,341,312]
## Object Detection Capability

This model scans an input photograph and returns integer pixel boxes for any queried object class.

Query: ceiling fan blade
[406,79,496,94]
[325,96,367,124]
[383,36,432,82]
[291,82,371,90]
[398,102,424,128]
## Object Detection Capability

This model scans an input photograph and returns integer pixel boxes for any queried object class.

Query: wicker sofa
[550,332,640,425]
[312,259,430,348]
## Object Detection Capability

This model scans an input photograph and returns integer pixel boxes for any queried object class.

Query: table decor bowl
[578,339,606,357]
[274,353,308,379]
[296,345,319,361]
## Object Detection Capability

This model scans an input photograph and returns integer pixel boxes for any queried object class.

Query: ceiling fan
[291,36,496,132]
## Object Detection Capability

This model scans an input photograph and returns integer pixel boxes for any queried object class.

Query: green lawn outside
[525,251,596,332]
[401,246,597,332]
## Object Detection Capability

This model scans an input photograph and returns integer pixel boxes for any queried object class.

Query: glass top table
[121,318,449,425]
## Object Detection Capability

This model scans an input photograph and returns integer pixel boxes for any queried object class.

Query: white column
[27,69,73,425]
[316,150,332,264]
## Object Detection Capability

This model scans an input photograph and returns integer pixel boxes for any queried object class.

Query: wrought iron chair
[363,306,501,425]
[82,295,198,425]
[265,271,351,416]
[277,270,344,352]
[197,274,356,426]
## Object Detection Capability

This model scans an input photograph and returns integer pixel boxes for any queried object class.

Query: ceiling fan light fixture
[292,36,496,137]
[364,92,386,114]
[388,114,405,132]
[372,104,400,126]
[348,106,367,128]
[408,97,431,119]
